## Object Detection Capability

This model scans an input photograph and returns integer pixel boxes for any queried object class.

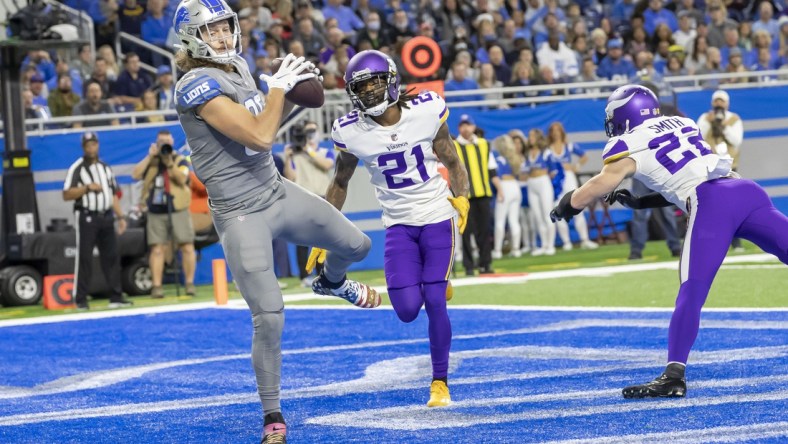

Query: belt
[79,209,112,216]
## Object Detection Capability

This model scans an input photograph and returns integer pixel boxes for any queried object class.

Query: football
[270,57,325,108]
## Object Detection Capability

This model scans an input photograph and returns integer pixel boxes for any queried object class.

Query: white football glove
[260,53,316,93]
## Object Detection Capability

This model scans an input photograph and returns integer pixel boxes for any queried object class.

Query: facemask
[395,21,408,30]
[455,43,468,51]
[484,34,496,42]
[368,21,380,31]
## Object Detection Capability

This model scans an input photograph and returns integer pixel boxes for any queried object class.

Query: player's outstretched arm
[198,90,287,152]
[604,189,672,209]
[570,157,636,209]
[324,150,360,211]
[432,122,470,198]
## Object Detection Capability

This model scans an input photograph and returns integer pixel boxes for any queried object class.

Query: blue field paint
[0,308,786,443]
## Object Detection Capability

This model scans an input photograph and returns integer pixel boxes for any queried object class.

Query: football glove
[604,189,672,209]
[260,53,316,93]
[305,247,327,273]
[550,189,583,222]
[447,195,470,234]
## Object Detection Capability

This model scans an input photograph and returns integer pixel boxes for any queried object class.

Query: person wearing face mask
[283,121,337,287]
[355,11,393,50]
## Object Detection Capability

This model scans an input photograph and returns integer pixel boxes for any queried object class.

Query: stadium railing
[19,69,788,144]
[115,32,178,82]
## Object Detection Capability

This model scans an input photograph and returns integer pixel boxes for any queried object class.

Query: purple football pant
[668,178,788,364]
[384,218,454,379]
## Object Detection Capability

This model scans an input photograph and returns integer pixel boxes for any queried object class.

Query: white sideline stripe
[530,422,788,444]
[0,253,782,327]
[305,389,788,431]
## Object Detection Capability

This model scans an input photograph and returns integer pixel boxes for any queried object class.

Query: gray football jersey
[175,56,284,220]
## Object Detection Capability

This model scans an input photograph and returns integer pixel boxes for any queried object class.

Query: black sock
[321,272,346,289]
[264,412,285,426]
[664,362,686,379]
[433,377,448,385]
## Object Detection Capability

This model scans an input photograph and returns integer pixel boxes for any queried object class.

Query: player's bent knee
[347,233,371,261]
[395,307,420,323]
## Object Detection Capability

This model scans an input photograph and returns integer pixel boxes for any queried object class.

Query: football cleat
[622,374,687,399]
[427,380,451,407]
[261,421,286,444]
[446,281,453,302]
[312,273,381,308]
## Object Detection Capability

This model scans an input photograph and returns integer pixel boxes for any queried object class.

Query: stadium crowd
[19,0,788,124]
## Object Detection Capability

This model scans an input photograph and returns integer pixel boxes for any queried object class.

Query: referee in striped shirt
[63,132,132,310]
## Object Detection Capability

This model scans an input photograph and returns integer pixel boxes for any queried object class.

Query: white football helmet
[173,0,241,65]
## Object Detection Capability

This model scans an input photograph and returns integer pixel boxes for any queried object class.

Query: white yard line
[0,253,783,327]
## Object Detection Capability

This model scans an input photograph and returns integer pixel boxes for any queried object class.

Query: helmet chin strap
[362,96,396,117]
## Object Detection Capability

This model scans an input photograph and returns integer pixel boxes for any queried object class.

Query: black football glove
[550,189,583,222]
[604,189,672,209]
[604,189,636,207]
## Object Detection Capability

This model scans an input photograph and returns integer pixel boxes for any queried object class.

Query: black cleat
[623,374,686,398]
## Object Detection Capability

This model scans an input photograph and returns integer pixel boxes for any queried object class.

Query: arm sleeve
[175,73,225,111]
[631,192,672,209]
[724,114,744,148]
[331,120,349,152]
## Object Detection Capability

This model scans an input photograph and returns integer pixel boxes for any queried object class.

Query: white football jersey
[332,91,454,227]
[602,115,733,211]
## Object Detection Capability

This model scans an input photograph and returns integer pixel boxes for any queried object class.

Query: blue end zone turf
[0,308,786,443]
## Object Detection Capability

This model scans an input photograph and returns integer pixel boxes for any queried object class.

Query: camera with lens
[713,106,726,122]
[290,124,306,152]
[159,143,174,156]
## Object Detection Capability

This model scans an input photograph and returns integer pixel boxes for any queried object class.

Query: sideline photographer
[131,130,196,298]
[697,89,743,169]
[697,89,746,252]
[284,121,335,286]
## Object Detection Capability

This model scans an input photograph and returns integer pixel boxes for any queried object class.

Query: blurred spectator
[288,40,306,60]
[695,47,724,88]
[748,29,777,67]
[243,0,275,30]
[98,45,120,80]
[131,130,196,298]
[706,1,738,49]
[627,178,682,260]
[319,28,356,89]
[390,9,416,43]
[686,35,710,73]
[723,48,749,83]
[23,89,52,129]
[445,60,484,102]
[252,49,272,91]
[322,0,364,36]
[24,50,56,82]
[294,17,328,59]
[238,8,265,54]
[72,81,120,128]
[477,63,508,109]
[611,0,636,29]
[86,57,114,99]
[674,11,697,50]
[48,74,81,118]
[536,65,564,96]
[627,26,649,57]
[438,0,474,43]
[522,127,557,256]
[150,65,175,110]
[29,75,48,106]
[534,12,564,49]
[574,57,601,93]
[119,0,145,36]
[720,26,744,67]
[294,0,323,35]
[72,44,94,82]
[653,23,675,49]
[751,47,780,80]
[597,39,636,81]
[536,31,580,81]
[498,19,519,53]
[739,21,753,51]
[142,0,172,66]
[643,0,678,36]
[266,19,286,46]
[590,28,608,63]
[47,59,83,99]
[139,90,165,123]
[675,0,703,25]
[665,54,692,85]
[570,34,589,67]
[446,50,478,80]
[488,45,512,84]
[113,52,152,109]
[355,11,393,51]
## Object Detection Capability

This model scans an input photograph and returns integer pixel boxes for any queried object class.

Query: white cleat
[531,248,545,256]
[581,240,599,249]
[562,243,573,251]
[545,247,556,256]
[491,250,502,260]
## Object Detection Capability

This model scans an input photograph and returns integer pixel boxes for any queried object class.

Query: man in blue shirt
[596,39,637,82]
[643,0,678,35]
[113,52,152,110]
[322,0,364,36]
[444,60,484,103]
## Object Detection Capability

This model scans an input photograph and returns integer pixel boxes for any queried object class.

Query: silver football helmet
[173,0,241,65]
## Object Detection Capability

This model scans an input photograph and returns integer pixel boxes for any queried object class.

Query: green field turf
[0,240,784,320]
